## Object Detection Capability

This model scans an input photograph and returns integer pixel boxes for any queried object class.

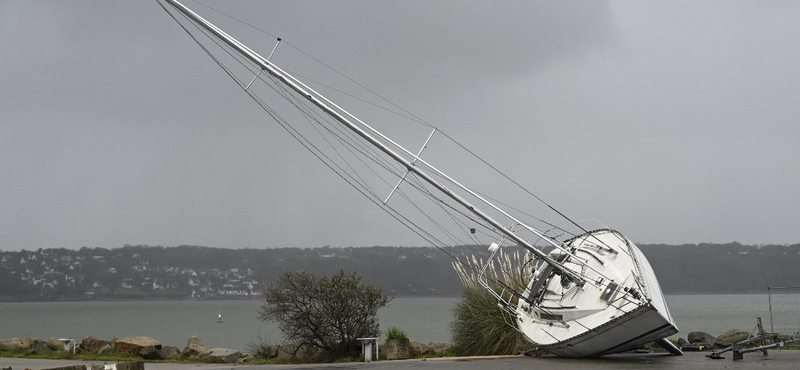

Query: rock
[236,354,254,364]
[80,336,111,353]
[139,345,165,360]
[23,337,48,352]
[159,345,181,359]
[115,336,161,354]
[97,344,114,354]
[383,339,411,360]
[293,345,319,362]
[198,347,247,363]
[409,340,433,356]
[677,337,688,347]
[276,345,294,361]
[47,337,64,350]
[717,330,750,347]
[687,331,717,346]
[264,344,281,358]
[182,336,208,356]
[41,366,86,370]
[641,341,661,352]
[0,337,24,349]
[427,342,452,354]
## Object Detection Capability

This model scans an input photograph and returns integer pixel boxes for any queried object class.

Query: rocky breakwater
[0,337,49,352]
[0,335,249,364]
[677,330,751,351]
[182,335,249,363]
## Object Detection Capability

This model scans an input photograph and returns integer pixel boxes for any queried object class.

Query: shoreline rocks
[716,330,750,347]
[114,336,162,354]
[198,347,248,363]
[80,336,111,353]
[1,334,248,364]
[0,337,24,349]
[182,335,207,356]
[687,331,717,347]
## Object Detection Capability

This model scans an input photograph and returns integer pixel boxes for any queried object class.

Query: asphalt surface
[4,351,800,370]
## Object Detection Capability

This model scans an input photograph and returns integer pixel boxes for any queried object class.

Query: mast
[161,0,585,286]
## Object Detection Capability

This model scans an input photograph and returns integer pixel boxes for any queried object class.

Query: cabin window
[539,312,564,321]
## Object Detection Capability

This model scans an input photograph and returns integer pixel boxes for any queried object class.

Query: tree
[258,269,391,358]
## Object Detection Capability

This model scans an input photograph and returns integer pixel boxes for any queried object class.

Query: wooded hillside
[1,242,798,301]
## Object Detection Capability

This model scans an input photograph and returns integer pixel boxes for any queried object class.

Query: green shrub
[450,250,528,356]
[259,269,391,359]
[385,327,409,341]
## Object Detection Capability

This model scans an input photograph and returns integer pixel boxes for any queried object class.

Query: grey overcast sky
[1,1,798,251]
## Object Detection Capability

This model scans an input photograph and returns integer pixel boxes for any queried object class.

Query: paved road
[4,351,800,370]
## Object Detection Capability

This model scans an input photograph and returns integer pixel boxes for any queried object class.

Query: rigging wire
[160,0,651,307]
[187,0,622,261]
[164,2,542,296]
[183,0,605,288]
[162,3,499,282]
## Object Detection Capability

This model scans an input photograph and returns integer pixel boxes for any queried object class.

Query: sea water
[0,295,773,351]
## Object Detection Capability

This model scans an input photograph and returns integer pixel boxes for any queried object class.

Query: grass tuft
[450,249,529,356]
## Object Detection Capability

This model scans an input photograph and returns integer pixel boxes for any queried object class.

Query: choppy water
[0,295,774,351]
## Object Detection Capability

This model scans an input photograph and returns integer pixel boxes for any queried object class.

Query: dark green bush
[259,269,391,359]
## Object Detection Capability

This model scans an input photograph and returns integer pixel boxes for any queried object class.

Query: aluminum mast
[161,0,586,286]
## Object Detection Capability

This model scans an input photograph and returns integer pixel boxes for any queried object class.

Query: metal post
[768,286,775,333]
[757,317,768,356]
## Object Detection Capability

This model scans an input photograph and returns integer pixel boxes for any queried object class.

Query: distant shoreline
[3,244,797,302]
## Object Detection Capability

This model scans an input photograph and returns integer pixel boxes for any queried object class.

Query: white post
[357,337,378,362]
[59,338,75,354]
[364,341,373,362]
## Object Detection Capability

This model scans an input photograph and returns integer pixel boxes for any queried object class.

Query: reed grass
[450,249,530,356]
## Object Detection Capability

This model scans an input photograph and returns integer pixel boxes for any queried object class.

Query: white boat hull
[514,229,679,357]
[542,304,676,357]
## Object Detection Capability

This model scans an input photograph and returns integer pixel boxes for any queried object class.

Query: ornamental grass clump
[385,327,409,341]
[450,249,529,356]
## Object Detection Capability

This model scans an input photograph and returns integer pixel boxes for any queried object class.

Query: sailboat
[159,0,681,357]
